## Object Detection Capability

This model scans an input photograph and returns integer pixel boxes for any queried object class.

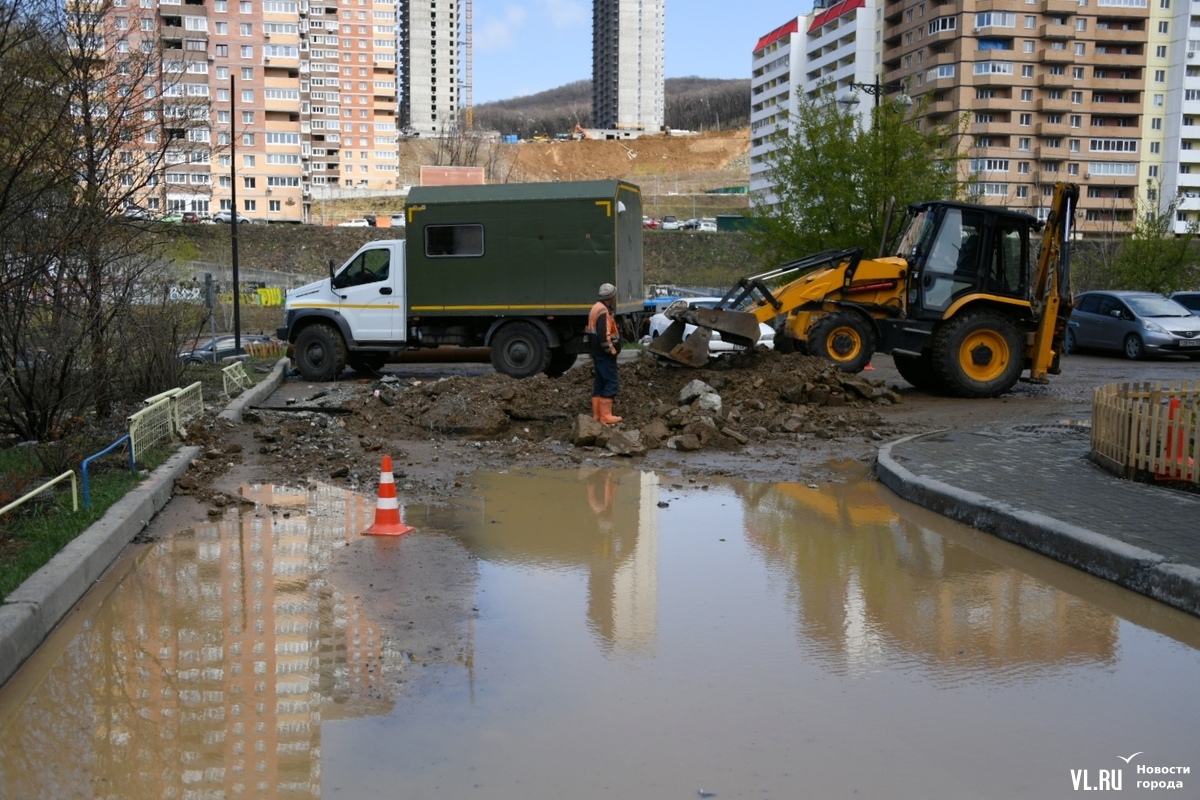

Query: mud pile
[269,350,900,456]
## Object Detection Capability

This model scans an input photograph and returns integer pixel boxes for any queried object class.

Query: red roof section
[809,0,866,32]
[754,18,799,54]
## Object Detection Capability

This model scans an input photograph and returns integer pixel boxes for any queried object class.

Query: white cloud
[537,0,589,29]
[478,6,529,52]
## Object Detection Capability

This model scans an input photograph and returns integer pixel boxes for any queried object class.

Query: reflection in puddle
[0,470,1197,800]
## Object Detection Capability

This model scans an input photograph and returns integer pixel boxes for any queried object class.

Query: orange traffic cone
[864,362,875,371]
[364,455,414,536]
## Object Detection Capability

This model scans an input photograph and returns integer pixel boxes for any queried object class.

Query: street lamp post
[838,75,911,115]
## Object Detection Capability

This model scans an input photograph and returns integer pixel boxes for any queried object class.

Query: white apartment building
[750,0,878,211]
[592,0,666,132]
[1159,0,1200,232]
[399,0,463,136]
[750,18,802,209]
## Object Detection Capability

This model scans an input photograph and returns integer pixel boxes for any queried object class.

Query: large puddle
[1,467,1198,799]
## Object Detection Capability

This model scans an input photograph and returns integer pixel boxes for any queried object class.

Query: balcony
[1036,121,1071,136]
[1039,50,1075,64]
[1092,27,1144,44]
[1039,24,1075,39]
[1041,0,1079,14]
[1039,73,1072,88]
[1037,97,1071,112]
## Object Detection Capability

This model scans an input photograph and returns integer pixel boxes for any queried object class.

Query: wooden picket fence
[1091,381,1199,484]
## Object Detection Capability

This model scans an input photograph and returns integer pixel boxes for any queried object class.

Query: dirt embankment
[174,351,912,509]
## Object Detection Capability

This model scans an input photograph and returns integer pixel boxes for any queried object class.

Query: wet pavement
[878,419,1200,616]
[1,467,1198,799]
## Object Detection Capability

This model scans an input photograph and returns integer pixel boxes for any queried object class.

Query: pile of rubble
[256,349,901,458]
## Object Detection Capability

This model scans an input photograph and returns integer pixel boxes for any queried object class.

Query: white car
[648,298,775,353]
[212,210,253,224]
[338,218,370,227]
[698,220,718,232]
[660,215,681,231]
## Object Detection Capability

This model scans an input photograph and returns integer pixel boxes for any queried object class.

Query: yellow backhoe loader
[648,182,1079,398]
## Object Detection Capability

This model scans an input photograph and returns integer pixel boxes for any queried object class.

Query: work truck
[278,180,645,380]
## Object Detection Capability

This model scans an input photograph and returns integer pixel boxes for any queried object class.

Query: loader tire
[930,310,1023,398]
[294,322,347,382]
[807,312,875,373]
[892,353,938,392]
[490,321,550,378]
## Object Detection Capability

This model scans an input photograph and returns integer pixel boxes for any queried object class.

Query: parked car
[1170,291,1200,317]
[338,218,370,227]
[679,218,700,231]
[1067,290,1200,360]
[159,212,183,223]
[179,334,275,365]
[181,211,201,223]
[390,214,406,228]
[212,210,253,224]
[647,298,775,354]
[697,220,718,232]
[660,215,681,231]
[642,216,660,229]
[123,205,153,220]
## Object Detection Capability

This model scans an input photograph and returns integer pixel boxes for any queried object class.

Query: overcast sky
[473,0,813,104]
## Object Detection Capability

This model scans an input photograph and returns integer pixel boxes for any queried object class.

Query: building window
[1157,45,1167,58]
[1020,113,1032,126]
[1158,21,1169,34]
[1149,165,1159,177]
[1019,137,1031,150]
[1152,117,1162,130]
[1022,65,1034,78]
[1022,89,1033,101]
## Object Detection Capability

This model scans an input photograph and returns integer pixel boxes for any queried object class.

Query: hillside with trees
[473,77,749,139]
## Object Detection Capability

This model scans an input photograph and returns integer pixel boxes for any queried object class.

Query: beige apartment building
[883,0,1150,234]
[116,0,401,224]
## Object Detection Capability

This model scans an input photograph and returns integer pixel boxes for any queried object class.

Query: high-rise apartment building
[110,0,401,224]
[592,0,666,132]
[887,0,1148,234]
[398,0,463,136]
[750,0,878,210]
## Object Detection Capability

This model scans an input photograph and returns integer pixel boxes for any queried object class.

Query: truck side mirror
[328,259,336,281]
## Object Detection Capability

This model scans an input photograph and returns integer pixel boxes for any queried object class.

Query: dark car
[1067,291,1200,360]
[1170,291,1200,317]
[179,334,274,365]
[182,211,201,223]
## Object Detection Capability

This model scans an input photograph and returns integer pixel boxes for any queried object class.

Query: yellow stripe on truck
[410,304,595,312]
[289,302,403,310]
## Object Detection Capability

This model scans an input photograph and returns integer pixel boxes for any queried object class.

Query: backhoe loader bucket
[647,319,713,367]
[646,305,763,368]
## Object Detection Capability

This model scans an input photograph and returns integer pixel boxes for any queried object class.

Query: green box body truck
[278,180,644,380]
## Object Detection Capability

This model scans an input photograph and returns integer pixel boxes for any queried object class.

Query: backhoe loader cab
[647,182,1079,399]
[895,201,1038,320]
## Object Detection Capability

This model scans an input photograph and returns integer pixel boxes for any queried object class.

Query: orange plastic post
[364,455,414,536]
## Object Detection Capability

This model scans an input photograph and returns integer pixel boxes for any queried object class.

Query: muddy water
[1,469,1198,800]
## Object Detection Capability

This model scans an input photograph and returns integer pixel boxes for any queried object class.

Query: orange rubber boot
[591,396,601,421]
[598,398,623,424]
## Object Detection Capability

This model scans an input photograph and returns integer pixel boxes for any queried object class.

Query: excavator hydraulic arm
[1027,182,1080,382]
[646,249,864,367]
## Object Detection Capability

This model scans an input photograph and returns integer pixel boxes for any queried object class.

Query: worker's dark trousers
[592,354,619,398]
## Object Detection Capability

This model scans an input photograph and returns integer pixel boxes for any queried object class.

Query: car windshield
[1127,296,1193,318]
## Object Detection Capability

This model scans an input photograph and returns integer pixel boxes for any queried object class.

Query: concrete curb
[0,357,291,687]
[878,432,1200,618]
[218,357,290,425]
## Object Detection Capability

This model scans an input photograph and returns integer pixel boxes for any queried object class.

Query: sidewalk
[877,420,1200,618]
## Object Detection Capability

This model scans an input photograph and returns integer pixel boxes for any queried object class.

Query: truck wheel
[892,353,938,392]
[348,353,387,375]
[544,349,578,378]
[490,321,549,378]
[293,323,347,381]
[807,312,875,373]
[931,310,1022,398]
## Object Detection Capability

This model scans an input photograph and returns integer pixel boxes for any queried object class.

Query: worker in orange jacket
[587,283,622,424]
